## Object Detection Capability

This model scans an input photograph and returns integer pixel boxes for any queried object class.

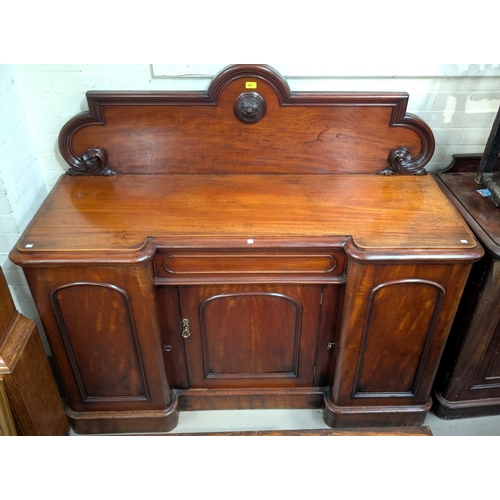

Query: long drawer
[153,248,346,284]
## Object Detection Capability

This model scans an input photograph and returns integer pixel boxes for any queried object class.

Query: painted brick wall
[0,64,48,346]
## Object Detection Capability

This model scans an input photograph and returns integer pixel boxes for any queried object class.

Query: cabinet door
[331,260,471,407]
[178,284,322,389]
[23,264,172,414]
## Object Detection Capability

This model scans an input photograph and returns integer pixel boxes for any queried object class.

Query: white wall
[0,65,48,336]
[2,63,500,352]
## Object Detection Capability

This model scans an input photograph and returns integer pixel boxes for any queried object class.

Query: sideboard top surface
[12,173,476,257]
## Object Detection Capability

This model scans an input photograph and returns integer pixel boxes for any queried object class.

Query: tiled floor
[75,407,500,436]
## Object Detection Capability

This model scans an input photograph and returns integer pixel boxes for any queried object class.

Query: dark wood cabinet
[9,65,483,433]
[434,154,500,418]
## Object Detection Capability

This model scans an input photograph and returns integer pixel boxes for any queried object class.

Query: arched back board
[58,64,434,176]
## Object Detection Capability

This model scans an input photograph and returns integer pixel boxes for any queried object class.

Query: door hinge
[313,366,316,376]
[320,292,324,305]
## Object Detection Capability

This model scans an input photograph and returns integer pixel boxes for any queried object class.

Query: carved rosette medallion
[66,147,116,176]
[376,146,427,176]
[234,92,267,124]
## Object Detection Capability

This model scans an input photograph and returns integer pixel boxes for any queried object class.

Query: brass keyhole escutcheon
[181,318,191,341]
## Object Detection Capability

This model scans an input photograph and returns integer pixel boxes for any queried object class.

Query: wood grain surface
[155,426,433,436]
[12,173,476,260]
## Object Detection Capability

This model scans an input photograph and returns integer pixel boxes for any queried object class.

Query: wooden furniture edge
[0,377,17,436]
[147,426,433,436]
[432,387,500,420]
[66,393,179,435]
[435,155,500,258]
[0,266,69,436]
[10,235,483,268]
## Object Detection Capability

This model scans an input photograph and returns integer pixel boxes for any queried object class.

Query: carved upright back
[58,64,435,176]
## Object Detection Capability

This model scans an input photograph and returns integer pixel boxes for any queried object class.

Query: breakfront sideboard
[9,65,483,434]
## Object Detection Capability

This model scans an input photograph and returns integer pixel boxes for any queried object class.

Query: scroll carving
[376,147,427,176]
[65,148,116,176]
[234,92,267,124]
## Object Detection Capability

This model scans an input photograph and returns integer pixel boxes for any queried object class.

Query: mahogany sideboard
[434,154,500,418]
[9,65,483,434]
